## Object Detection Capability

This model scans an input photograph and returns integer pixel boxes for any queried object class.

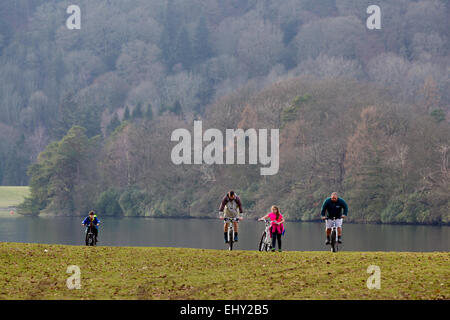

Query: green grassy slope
[0,186,30,208]
[0,243,448,300]
[0,243,450,300]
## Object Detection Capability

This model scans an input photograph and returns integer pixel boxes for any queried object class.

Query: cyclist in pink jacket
[258,205,285,252]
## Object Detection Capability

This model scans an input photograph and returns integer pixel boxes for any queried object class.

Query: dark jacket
[219,194,243,213]
[82,216,100,230]
[320,198,348,219]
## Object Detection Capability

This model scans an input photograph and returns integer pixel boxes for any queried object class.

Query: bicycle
[223,217,240,251]
[85,222,97,246]
[258,219,272,252]
[326,217,339,253]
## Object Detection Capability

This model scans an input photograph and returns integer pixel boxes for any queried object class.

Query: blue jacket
[82,216,100,230]
[320,198,348,219]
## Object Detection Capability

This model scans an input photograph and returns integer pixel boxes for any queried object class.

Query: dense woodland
[0,0,448,223]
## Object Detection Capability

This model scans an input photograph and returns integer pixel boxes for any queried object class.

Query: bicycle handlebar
[223,217,240,222]
[324,217,341,220]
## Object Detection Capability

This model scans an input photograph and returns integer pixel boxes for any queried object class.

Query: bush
[381,199,404,223]
[281,94,312,123]
[118,187,148,217]
[396,193,429,224]
[95,188,123,217]
[17,197,41,216]
[441,203,450,224]
[430,109,446,123]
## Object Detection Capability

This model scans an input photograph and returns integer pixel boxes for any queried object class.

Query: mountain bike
[258,219,272,252]
[85,223,97,246]
[327,217,339,253]
[223,217,240,251]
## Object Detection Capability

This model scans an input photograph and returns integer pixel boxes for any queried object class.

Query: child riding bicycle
[81,211,100,243]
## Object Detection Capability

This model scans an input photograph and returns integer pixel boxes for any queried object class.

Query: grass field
[0,243,448,300]
[0,186,29,208]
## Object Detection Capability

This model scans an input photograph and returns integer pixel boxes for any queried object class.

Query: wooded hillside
[0,1,447,223]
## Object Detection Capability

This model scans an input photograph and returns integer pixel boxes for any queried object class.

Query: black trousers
[271,231,282,249]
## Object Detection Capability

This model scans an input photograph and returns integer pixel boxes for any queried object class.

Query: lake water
[0,215,448,251]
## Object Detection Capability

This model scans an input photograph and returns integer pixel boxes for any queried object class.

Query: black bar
[1,300,448,319]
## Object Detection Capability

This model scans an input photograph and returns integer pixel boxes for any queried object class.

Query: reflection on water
[0,216,448,251]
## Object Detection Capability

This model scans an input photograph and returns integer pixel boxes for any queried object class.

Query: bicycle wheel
[268,230,275,251]
[265,233,272,251]
[266,241,272,251]
[330,229,337,252]
[259,232,266,251]
[228,229,234,251]
[87,234,93,246]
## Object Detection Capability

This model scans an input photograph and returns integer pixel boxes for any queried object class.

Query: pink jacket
[268,212,284,234]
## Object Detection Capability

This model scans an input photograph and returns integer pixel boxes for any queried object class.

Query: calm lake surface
[0,215,448,251]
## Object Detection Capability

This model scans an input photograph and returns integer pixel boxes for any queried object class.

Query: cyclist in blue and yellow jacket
[82,211,100,243]
[320,192,348,245]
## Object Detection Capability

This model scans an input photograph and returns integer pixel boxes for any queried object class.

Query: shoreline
[0,241,449,253]
[2,210,449,227]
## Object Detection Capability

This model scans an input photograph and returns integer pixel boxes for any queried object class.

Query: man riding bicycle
[219,191,243,243]
[81,211,100,243]
[321,192,348,245]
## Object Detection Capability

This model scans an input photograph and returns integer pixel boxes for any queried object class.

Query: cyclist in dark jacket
[219,191,243,243]
[320,192,348,245]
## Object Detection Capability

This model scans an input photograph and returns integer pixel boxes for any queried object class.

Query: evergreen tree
[174,28,193,69]
[195,79,215,112]
[20,126,91,214]
[107,113,121,135]
[132,103,143,119]
[145,104,153,121]
[281,20,300,46]
[171,100,184,119]
[51,126,90,213]
[79,106,102,138]
[160,0,180,70]
[18,142,59,215]
[158,104,167,116]
[123,106,131,121]
[192,16,213,65]
[54,93,78,139]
